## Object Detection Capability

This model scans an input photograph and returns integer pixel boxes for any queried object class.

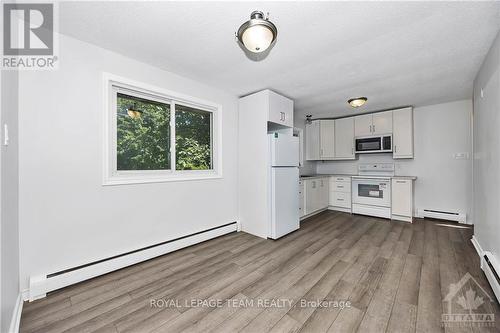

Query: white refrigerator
[268,133,300,239]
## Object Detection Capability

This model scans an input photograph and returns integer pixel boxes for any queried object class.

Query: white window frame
[103,73,222,185]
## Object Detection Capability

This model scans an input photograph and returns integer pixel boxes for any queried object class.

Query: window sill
[102,172,222,186]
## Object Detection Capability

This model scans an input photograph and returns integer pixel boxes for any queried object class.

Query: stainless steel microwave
[355,135,392,153]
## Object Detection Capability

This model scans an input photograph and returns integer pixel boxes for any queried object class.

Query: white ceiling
[59,1,500,119]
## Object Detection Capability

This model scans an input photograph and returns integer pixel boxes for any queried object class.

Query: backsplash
[315,154,413,175]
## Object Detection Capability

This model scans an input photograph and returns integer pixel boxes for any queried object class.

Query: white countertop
[300,174,417,180]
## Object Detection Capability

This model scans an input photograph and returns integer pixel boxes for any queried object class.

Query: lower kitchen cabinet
[302,177,329,217]
[391,178,414,222]
[329,176,352,213]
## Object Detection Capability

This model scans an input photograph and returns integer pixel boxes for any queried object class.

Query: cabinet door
[354,114,373,137]
[372,111,393,135]
[305,120,320,160]
[268,91,294,127]
[393,108,414,158]
[320,178,329,208]
[391,179,412,217]
[305,179,317,214]
[335,117,355,159]
[319,120,335,159]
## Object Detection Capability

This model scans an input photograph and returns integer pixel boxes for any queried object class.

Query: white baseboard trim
[8,294,23,333]
[482,251,500,303]
[328,206,352,214]
[471,235,500,303]
[471,235,483,259]
[21,289,29,302]
[300,208,328,221]
[28,222,237,301]
[391,214,413,223]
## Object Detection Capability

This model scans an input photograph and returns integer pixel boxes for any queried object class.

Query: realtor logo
[2,2,58,69]
[442,272,495,328]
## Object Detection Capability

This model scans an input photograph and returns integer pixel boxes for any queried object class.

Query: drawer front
[331,181,350,192]
[330,191,351,208]
[332,176,350,182]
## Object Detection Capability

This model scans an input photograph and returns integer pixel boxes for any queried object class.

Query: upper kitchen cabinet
[306,120,335,160]
[354,114,372,137]
[372,111,393,135]
[354,111,393,136]
[267,90,294,127]
[334,117,355,159]
[305,107,413,161]
[306,120,320,160]
[319,120,335,159]
[393,107,414,158]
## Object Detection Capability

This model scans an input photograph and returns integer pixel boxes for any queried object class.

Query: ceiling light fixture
[348,97,368,108]
[237,11,277,53]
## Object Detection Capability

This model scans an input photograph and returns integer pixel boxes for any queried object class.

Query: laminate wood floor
[20,211,500,333]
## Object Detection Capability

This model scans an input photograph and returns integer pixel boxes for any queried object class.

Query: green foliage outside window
[117,93,170,170]
[176,105,212,170]
[116,93,212,171]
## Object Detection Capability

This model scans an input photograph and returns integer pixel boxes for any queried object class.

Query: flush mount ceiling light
[348,97,368,108]
[237,11,277,53]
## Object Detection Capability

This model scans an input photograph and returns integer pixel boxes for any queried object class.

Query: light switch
[454,152,470,160]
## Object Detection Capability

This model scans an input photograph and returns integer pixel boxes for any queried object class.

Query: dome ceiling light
[348,97,368,108]
[236,11,277,53]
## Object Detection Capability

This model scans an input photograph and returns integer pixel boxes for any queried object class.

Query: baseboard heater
[28,222,238,301]
[417,209,466,224]
[482,252,500,303]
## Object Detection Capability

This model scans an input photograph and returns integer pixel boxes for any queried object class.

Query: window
[104,74,221,185]
[175,104,213,170]
[117,93,171,171]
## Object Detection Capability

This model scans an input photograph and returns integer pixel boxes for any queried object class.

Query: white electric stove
[352,163,394,219]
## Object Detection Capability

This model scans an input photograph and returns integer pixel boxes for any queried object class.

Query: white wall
[473,30,500,261]
[1,69,20,332]
[294,117,315,175]
[17,35,238,291]
[314,100,473,220]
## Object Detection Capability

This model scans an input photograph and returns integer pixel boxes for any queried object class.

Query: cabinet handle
[373,125,375,133]
[394,145,397,153]
[337,185,344,188]
[396,180,407,183]
[337,198,344,201]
